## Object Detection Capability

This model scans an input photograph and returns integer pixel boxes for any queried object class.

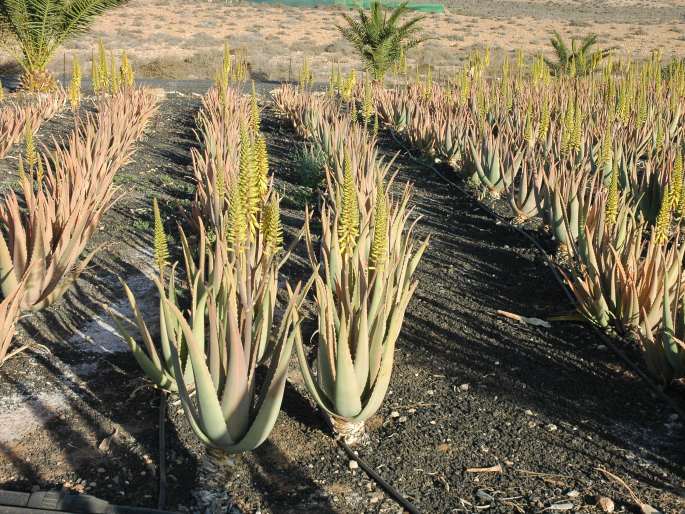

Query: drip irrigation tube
[336,437,422,514]
[157,391,168,510]
[389,130,685,422]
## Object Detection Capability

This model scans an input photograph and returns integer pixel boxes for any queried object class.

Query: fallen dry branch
[595,466,661,514]
[465,464,503,474]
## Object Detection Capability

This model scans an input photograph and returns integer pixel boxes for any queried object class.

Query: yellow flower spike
[338,154,359,257]
[655,122,665,152]
[561,102,574,154]
[672,152,683,212]
[362,77,374,126]
[24,127,36,172]
[524,106,536,148]
[120,51,134,88]
[69,57,81,110]
[261,195,283,254]
[571,103,583,152]
[216,42,231,98]
[370,183,388,270]
[238,123,259,233]
[109,52,121,94]
[0,79,4,102]
[605,161,619,228]
[654,186,672,245]
[96,39,109,93]
[600,126,613,170]
[254,134,269,199]
[299,57,313,91]
[342,69,356,102]
[152,198,169,274]
[91,53,99,94]
[226,181,247,250]
[539,101,550,140]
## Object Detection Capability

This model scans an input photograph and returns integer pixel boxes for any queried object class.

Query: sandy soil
[2,0,681,84]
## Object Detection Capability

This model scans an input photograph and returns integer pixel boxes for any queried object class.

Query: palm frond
[0,0,123,72]
[547,30,612,76]
[337,0,425,82]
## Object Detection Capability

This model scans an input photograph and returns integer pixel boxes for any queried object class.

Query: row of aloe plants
[0,81,159,364]
[114,59,426,509]
[365,49,685,386]
[273,83,429,439]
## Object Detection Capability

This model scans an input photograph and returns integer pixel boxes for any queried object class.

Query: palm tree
[338,1,426,82]
[545,31,613,77]
[0,0,123,92]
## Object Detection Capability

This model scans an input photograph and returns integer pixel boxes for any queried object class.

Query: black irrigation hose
[336,436,422,514]
[389,130,685,422]
[157,390,168,510]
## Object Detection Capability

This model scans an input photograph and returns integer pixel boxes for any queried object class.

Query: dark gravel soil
[0,83,684,514]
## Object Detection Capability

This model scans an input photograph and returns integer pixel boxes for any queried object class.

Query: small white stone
[547,424,558,432]
[349,460,359,470]
[390,411,400,418]
[458,383,470,391]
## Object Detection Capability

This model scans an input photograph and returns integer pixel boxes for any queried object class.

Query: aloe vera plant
[119,218,309,445]
[508,157,544,223]
[0,91,65,158]
[639,282,685,385]
[468,127,523,199]
[117,207,310,510]
[114,226,189,392]
[118,194,313,508]
[297,181,428,443]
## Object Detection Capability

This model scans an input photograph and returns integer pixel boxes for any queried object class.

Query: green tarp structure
[249,0,445,13]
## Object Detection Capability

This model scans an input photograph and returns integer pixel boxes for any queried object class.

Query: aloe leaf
[333,310,362,418]
[165,300,233,448]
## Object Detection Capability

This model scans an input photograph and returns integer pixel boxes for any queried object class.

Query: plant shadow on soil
[0,90,204,508]
[377,130,685,485]
[252,102,685,512]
